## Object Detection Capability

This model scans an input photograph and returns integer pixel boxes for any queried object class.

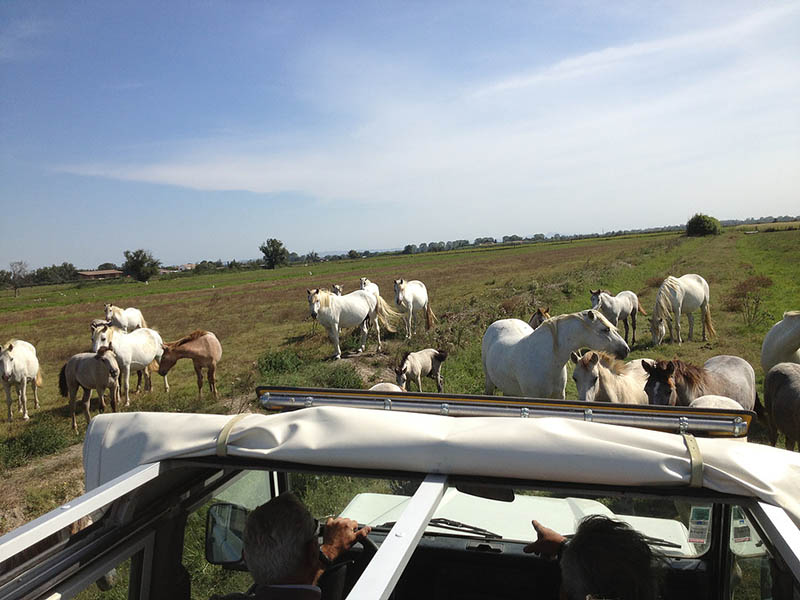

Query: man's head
[243,492,318,585]
[560,515,656,600]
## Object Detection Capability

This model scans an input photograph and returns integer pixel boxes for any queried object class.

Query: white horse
[394,279,436,339]
[590,290,646,345]
[395,349,448,392]
[570,351,650,404]
[482,310,629,399]
[650,274,715,345]
[308,289,400,360]
[104,303,147,332]
[59,347,120,432]
[369,382,405,392]
[761,311,800,375]
[91,325,165,406]
[0,340,42,422]
[359,277,380,299]
[689,395,744,410]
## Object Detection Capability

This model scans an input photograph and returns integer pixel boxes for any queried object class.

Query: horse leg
[374,311,382,352]
[630,311,637,345]
[416,373,423,392]
[404,306,412,339]
[33,377,40,409]
[208,364,218,399]
[687,312,695,342]
[673,307,682,344]
[328,328,342,360]
[701,303,708,341]
[435,366,444,393]
[195,363,204,400]
[96,385,107,414]
[3,382,12,422]
[163,372,170,394]
[134,369,143,394]
[81,388,92,425]
[622,317,630,344]
[122,365,131,407]
[20,379,29,421]
[69,387,79,433]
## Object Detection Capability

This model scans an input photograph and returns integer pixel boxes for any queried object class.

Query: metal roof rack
[255,386,752,438]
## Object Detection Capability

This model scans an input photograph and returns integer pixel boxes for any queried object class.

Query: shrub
[686,213,722,236]
[724,275,774,327]
[313,363,363,389]
[0,418,71,469]
[257,350,304,377]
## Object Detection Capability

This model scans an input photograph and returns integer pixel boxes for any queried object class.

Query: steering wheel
[341,535,380,596]
[320,535,380,600]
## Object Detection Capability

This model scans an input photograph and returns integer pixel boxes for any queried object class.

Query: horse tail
[703,304,716,338]
[637,304,647,316]
[140,315,148,329]
[425,304,437,330]
[375,296,400,333]
[35,368,43,388]
[753,391,765,419]
[58,364,68,397]
[148,358,160,372]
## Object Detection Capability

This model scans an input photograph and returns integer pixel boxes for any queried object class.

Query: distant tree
[97,262,119,271]
[259,238,289,269]
[402,244,415,254]
[122,249,161,282]
[348,249,360,259]
[228,259,241,270]
[9,261,29,297]
[686,213,722,236]
[306,251,320,263]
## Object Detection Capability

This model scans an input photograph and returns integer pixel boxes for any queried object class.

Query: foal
[395,349,448,392]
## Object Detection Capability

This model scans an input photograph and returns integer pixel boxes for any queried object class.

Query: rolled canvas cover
[83,407,800,527]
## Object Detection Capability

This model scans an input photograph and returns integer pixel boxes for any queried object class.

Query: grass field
[1,227,798,530]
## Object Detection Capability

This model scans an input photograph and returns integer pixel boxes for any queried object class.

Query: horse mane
[399,351,411,368]
[580,351,626,375]
[654,359,710,393]
[95,345,111,356]
[315,290,333,308]
[653,276,679,320]
[784,310,800,319]
[1,339,19,352]
[542,312,585,353]
[166,330,209,348]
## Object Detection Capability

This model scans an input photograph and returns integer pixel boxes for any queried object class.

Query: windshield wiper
[640,534,682,549]
[375,518,501,539]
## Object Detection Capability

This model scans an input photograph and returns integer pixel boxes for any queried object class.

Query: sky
[1,1,798,269]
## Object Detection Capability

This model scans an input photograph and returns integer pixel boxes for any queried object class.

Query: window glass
[73,558,129,600]
[729,505,775,600]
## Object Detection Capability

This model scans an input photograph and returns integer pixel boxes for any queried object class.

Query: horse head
[103,303,114,320]
[307,289,321,320]
[583,310,629,359]
[157,343,178,376]
[95,346,120,379]
[572,351,602,402]
[394,279,406,306]
[360,277,369,289]
[650,317,667,346]
[91,324,113,353]
[529,307,551,330]
[332,284,343,296]
[0,346,12,380]
[642,360,677,406]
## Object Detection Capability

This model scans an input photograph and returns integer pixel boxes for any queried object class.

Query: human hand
[523,520,566,556]
[320,517,372,562]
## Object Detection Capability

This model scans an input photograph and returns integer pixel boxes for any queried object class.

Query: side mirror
[205,502,249,569]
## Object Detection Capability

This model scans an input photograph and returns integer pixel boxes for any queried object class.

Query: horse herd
[1,303,222,432]
[309,273,800,451]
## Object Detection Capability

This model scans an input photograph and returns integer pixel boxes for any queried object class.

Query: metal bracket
[584,408,593,422]
[440,403,450,416]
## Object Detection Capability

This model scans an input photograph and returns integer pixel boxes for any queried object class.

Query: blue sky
[2,1,798,268]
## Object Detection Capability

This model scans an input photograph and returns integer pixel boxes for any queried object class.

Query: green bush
[0,417,71,469]
[312,363,363,389]
[257,350,304,377]
[686,213,722,236]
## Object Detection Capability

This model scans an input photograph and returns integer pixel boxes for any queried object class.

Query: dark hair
[560,515,656,600]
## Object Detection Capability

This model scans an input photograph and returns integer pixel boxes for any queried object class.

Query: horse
[528,307,551,330]
[369,382,405,392]
[689,395,745,410]
[590,290,646,345]
[761,311,800,375]
[104,303,147,332]
[0,340,42,422]
[91,325,165,406]
[763,363,800,451]
[360,277,380,299]
[332,284,343,296]
[59,346,120,432]
[394,279,436,338]
[158,330,223,400]
[307,288,400,360]
[650,274,715,345]
[642,355,757,410]
[395,349,448,392]
[570,351,650,404]
[482,310,629,399]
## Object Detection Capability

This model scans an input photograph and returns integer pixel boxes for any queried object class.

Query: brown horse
[528,307,551,330]
[158,330,222,399]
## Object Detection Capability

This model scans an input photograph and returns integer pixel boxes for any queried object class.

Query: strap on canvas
[216,413,248,457]
[682,433,704,488]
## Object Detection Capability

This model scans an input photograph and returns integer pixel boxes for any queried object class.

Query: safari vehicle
[1,387,800,600]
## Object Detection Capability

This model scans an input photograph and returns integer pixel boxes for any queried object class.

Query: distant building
[77,269,123,280]
[178,263,196,271]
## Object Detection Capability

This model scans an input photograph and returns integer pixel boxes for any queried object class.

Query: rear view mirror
[205,502,249,569]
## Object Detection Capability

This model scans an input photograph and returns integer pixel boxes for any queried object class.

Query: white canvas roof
[83,407,800,527]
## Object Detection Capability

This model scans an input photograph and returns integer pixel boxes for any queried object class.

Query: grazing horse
[761,311,800,375]
[395,349,448,392]
[360,277,380,299]
[59,347,120,432]
[642,356,757,410]
[369,382,405,392]
[763,363,800,451]
[482,310,629,399]
[590,290,646,345]
[394,279,436,338]
[104,303,147,332]
[0,340,42,422]
[570,351,650,404]
[308,288,400,359]
[528,307,551,330]
[91,325,165,406]
[158,330,223,400]
[650,274,715,345]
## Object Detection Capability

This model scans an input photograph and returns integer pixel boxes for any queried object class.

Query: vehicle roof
[83,407,800,527]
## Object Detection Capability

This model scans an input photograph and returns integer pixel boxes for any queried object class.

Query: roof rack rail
[255,386,752,438]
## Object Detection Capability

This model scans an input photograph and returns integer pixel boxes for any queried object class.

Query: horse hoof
[22,414,29,421]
